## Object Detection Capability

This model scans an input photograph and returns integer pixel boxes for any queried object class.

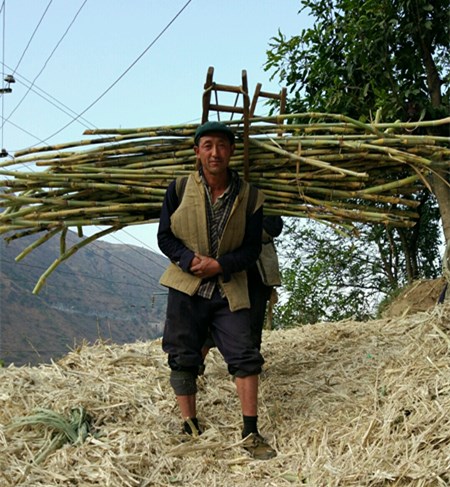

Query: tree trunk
[397,228,414,284]
[417,28,450,277]
[431,172,450,303]
[431,172,450,244]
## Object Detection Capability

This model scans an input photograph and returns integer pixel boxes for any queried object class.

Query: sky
[0,0,310,255]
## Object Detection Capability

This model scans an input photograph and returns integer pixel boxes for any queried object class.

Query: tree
[275,220,382,326]
[265,0,450,243]
[274,206,442,327]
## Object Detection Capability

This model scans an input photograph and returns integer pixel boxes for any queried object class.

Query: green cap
[194,121,235,145]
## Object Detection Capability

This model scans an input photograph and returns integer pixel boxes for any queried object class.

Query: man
[157,121,276,460]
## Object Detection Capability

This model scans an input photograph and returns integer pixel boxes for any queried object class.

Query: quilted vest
[256,228,282,286]
[159,172,264,311]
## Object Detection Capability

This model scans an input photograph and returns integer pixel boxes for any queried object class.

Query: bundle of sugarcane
[1,112,449,292]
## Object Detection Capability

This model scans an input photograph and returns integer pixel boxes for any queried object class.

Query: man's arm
[263,216,283,238]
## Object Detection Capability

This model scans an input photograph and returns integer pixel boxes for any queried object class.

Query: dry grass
[1,303,449,486]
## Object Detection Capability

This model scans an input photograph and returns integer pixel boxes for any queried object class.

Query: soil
[382,276,447,318]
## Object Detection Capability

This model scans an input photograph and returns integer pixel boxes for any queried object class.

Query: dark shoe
[183,418,202,437]
[242,433,276,460]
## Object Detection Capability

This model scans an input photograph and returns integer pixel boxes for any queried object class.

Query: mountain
[0,229,168,366]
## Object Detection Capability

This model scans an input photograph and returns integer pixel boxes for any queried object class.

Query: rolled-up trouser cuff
[232,367,262,378]
[170,370,197,395]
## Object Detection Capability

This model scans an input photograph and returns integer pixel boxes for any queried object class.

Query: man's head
[193,122,235,178]
[194,121,235,146]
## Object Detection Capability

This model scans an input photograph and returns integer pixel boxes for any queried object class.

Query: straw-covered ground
[1,302,449,487]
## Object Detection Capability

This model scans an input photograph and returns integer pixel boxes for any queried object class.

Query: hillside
[0,230,168,366]
[0,301,448,486]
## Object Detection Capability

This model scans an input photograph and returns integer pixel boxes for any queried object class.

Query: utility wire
[89,239,160,287]
[1,0,88,131]
[11,0,53,75]
[0,257,159,289]
[0,222,165,287]
[0,4,176,338]
[0,1,183,282]
[97,226,166,271]
[4,66,96,129]
[0,62,97,155]
[6,235,161,288]
[2,1,193,153]
[6,227,162,288]
[30,0,193,148]
[1,113,46,144]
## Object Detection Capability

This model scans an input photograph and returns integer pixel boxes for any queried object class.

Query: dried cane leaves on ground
[1,302,449,486]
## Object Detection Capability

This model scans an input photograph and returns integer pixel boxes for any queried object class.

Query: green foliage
[274,208,443,328]
[384,191,443,282]
[266,0,448,328]
[7,406,92,465]
[275,220,382,327]
[265,0,449,121]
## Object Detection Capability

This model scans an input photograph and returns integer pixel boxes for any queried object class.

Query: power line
[1,112,46,145]
[0,221,165,288]
[0,234,159,288]
[2,0,88,131]
[2,65,96,129]
[0,62,97,154]
[29,0,193,148]
[0,1,181,283]
[89,239,160,287]
[0,256,158,289]
[99,226,166,272]
[11,0,53,75]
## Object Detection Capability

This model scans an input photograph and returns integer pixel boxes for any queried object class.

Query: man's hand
[190,253,222,279]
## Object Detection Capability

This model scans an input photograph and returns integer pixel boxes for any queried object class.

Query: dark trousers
[163,288,264,377]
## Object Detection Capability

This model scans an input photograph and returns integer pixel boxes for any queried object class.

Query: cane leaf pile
[2,302,450,486]
[1,112,449,292]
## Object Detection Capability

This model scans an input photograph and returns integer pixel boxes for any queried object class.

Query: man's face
[194,132,235,178]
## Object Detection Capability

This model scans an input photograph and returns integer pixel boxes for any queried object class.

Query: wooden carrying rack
[201,66,286,181]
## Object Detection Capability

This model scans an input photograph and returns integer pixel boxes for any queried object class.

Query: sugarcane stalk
[247,112,450,130]
[32,225,124,294]
[256,179,421,207]
[21,202,160,220]
[14,228,62,261]
[357,174,420,194]
[249,138,369,177]
[60,227,68,254]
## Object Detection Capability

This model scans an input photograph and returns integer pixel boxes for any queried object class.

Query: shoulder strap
[246,184,259,218]
[175,176,188,202]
